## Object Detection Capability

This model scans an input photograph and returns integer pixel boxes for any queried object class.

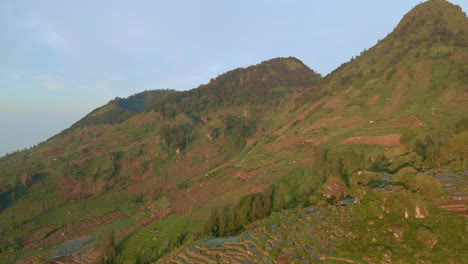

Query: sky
[0,0,467,157]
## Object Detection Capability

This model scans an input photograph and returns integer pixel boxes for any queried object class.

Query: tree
[99,231,116,264]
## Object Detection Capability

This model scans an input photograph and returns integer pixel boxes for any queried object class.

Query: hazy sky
[1,0,467,157]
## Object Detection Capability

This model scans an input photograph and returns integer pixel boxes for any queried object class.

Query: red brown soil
[248,184,267,193]
[167,177,240,215]
[305,116,342,131]
[303,136,331,145]
[130,158,141,167]
[283,87,309,108]
[381,114,425,127]
[339,116,369,128]
[367,94,381,106]
[450,50,468,63]
[342,86,354,94]
[24,211,121,251]
[22,227,55,248]
[191,158,240,182]
[340,134,402,146]
[58,177,82,200]
[43,149,64,157]
[69,159,85,165]
[246,138,256,147]
[234,170,257,180]
[323,98,345,109]
[132,170,153,181]
[276,254,292,264]
[436,199,468,217]
[264,135,329,156]
[383,67,409,118]
[441,89,468,110]
[323,177,347,200]
[414,61,432,93]
[274,98,325,136]
[58,177,110,199]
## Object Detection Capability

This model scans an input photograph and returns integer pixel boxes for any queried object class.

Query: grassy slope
[0,0,467,263]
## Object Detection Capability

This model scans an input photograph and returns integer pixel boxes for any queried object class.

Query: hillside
[0,0,467,263]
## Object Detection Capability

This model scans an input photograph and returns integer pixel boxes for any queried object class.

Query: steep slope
[160,1,468,263]
[283,0,468,168]
[0,57,321,263]
[68,89,175,128]
[0,1,467,263]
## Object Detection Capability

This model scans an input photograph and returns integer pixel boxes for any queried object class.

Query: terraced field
[117,207,172,241]
[160,176,468,263]
[116,216,189,263]
[160,207,352,263]
[23,211,121,251]
[434,171,468,217]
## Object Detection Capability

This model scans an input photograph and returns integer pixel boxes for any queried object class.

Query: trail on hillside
[274,98,325,136]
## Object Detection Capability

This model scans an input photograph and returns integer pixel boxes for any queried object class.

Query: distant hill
[0,1,466,263]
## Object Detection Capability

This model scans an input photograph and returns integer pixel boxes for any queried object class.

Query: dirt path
[274,98,324,136]
[340,134,401,146]
[414,61,432,93]
[383,67,409,118]
[304,116,342,132]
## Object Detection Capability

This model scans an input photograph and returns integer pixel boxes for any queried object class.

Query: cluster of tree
[66,90,174,130]
[204,187,275,237]
[160,121,195,151]
[98,231,116,264]
[0,172,46,212]
[223,114,257,141]
[117,90,175,111]
[153,57,321,118]
[204,162,338,237]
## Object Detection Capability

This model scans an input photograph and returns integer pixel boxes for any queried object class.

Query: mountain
[0,0,467,263]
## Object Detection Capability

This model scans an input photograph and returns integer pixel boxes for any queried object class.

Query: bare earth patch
[305,116,342,131]
[383,67,409,118]
[367,94,381,106]
[340,134,402,146]
[441,89,468,110]
[274,98,325,135]
[234,170,257,180]
[304,136,331,145]
[436,199,468,217]
[342,86,354,94]
[323,97,344,109]
[414,60,432,93]
[382,114,425,127]
[339,116,369,128]
[295,156,316,164]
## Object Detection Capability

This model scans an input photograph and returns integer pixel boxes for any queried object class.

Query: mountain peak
[395,0,467,39]
[202,56,321,92]
[258,56,309,70]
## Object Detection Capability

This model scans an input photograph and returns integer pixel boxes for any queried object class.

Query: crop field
[162,177,468,264]
[434,171,468,216]
[116,215,189,263]
[161,207,352,263]
[23,211,121,251]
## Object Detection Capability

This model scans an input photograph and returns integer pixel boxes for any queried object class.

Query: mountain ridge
[0,1,467,263]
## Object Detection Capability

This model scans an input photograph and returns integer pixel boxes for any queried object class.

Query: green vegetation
[0,1,467,263]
